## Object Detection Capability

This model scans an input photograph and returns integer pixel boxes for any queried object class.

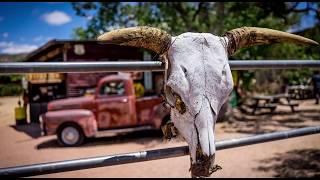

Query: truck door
[95,79,137,129]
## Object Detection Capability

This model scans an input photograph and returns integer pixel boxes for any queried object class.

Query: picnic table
[251,93,299,115]
[286,85,313,100]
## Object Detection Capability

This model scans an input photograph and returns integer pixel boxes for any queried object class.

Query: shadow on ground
[36,129,166,150]
[10,123,42,139]
[220,101,320,134]
[255,148,320,178]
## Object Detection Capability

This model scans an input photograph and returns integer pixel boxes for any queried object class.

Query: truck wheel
[57,124,84,147]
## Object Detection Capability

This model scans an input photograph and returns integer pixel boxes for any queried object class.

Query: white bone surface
[165,33,234,163]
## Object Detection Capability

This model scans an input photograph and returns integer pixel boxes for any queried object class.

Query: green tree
[71,2,320,95]
[71,2,318,59]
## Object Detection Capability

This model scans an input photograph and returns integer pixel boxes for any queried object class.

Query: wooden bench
[250,93,300,114]
[279,102,299,113]
[252,103,277,115]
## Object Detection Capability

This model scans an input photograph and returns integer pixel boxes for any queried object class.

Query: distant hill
[0,53,27,62]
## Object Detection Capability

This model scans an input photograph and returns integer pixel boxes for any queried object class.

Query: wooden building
[24,40,164,123]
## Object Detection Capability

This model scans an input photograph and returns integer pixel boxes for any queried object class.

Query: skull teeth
[189,145,222,177]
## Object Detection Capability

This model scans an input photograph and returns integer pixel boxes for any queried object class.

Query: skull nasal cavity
[181,66,188,76]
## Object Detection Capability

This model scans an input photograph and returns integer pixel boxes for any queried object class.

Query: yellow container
[15,106,27,125]
[134,82,145,98]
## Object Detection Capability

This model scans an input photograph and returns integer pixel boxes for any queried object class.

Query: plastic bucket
[15,106,27,125]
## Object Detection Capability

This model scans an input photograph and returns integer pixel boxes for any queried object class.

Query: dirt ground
[0,96,320,178]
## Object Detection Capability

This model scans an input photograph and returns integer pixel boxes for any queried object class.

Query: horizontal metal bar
[0,126,319,177]
[229,60,320,70]
[0,60,319,74]
[0,61,164,74]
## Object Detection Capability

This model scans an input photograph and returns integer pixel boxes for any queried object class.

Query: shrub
[0,84,23,96]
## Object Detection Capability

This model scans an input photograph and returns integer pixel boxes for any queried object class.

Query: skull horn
[97,26,172,54]
[224,27,319,56]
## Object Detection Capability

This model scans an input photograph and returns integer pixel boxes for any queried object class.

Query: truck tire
[57,123,85,147]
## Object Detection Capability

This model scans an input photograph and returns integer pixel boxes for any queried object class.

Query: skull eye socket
[161,54,186,115]
[174,93,186,114]
[164,85,186,115]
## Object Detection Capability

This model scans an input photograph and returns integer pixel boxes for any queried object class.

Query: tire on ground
[57,123,85,147]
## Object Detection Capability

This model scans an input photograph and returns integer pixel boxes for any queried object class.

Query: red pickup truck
[40,73,170,146]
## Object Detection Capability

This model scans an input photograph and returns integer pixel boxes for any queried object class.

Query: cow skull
[97,26,318,177]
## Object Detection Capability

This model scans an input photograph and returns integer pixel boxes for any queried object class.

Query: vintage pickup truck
[40,73,170,146]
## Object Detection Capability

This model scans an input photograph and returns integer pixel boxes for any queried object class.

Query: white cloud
[0,41,38,54]
[286,25,306,33]
[33,36,54,43]
[86,15,94,20]
[42,11,71,26]
[2,32,9,38]
[33,36,44,42]
[46,37,54,41]
[286,27,296,33]
[0,41,13,47]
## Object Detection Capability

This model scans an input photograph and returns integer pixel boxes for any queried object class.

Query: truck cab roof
[99,73,131,83]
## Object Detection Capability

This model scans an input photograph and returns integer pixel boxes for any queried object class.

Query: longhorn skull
[97,26,318,177]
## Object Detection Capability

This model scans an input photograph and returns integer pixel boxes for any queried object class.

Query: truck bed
[136,95,163,124]
[136,95,163,109]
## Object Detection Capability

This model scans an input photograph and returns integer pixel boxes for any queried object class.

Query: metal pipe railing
[0,60,320,74]
[229,60,320,70]
[0,126,319,177]
[0,61,164,74]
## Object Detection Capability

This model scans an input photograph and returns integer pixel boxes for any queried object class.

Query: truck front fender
[43,109,97,137]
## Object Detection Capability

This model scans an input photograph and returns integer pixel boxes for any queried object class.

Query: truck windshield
[100,81,125,96]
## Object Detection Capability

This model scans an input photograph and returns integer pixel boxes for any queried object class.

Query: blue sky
[0,2,318,54]
[0,2,89,54]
